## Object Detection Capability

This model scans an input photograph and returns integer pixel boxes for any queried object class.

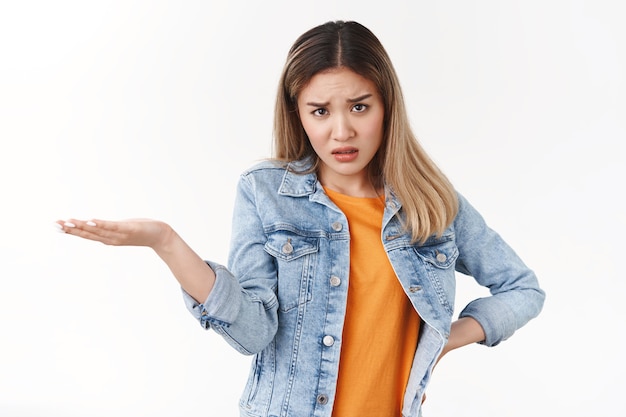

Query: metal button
[331,222,343,231]
[329,276,341,287]
[322,335,335,347]
[436,252,447,263]
[316,394,329,405]
[282,239,293,254]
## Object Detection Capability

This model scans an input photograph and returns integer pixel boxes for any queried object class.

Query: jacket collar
[278,158,318,197]
[276,158,403,211]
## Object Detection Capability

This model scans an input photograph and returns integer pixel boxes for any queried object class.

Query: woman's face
[297,67,384,194]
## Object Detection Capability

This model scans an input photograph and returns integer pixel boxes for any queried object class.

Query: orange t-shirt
[324,187,421,417]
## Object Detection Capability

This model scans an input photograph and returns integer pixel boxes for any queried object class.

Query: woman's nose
[331,114,355,141]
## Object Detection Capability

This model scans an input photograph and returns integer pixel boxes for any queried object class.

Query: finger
[56,219,80,233]
[58,218,117,232]
[55,221,67,232]
[57,218,94,232]
[56,219,125,244]
[84,219,136,243]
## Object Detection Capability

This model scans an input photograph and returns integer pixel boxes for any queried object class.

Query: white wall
[1,1,624,416]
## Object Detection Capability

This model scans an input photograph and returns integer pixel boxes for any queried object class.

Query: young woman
[57,20,545,417]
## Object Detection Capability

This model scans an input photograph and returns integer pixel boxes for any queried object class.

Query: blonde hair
[273,21,458,243]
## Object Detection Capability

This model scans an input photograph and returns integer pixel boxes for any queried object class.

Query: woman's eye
[352,104,367,112]
[313,108,328,116]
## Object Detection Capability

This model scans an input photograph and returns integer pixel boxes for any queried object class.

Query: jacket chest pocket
[413,234,459,314]
[414,235,458,269]
[264,231,319,313]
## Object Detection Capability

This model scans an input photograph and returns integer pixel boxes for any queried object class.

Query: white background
[1,1,624,416]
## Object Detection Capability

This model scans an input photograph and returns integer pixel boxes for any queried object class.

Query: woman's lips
[332,147,358,162]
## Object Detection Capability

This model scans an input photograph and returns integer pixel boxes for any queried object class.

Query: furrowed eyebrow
[347,93,373,103]
[305,93,373,107]
[305,101,329,107]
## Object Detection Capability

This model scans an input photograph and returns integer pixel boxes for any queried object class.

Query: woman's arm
[453,193,545,347]
[440,316,486,358]
[56,218,215,303]
[57,171,281,355]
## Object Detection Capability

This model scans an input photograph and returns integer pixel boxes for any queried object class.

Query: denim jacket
[183,159,545,417]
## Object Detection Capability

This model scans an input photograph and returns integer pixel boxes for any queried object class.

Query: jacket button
[436,252,447,263]
[322,335,335,346]
[282,240,293,254]
[331,222,343,231]
[330,276,341,287]
[316,394,329,405]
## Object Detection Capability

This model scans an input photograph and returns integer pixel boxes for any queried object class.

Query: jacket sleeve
[454,193,545,346]
[182,173,279,355]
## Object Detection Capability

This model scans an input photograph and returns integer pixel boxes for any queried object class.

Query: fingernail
[86,221,96,226]
[54,223,64,232]
[64,222,76,228]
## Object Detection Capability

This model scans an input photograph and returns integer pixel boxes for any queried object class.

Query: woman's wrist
[446,317,486,353]
[151,222,178,255]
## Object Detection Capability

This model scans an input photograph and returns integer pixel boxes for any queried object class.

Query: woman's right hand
[56,218,174,251]
[57,217,215,303]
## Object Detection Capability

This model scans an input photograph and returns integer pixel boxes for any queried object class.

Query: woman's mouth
[332,148,359,162]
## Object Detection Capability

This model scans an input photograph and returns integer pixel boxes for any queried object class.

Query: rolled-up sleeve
[182,261,245,329]
[181,173,280,355]
[454,193,546,347]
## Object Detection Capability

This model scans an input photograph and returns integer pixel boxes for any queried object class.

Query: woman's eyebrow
[305,100,329,107]
[347,93,373,103]
[305,93,373,107]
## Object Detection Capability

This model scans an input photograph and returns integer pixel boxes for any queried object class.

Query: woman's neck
[319,174,382,198]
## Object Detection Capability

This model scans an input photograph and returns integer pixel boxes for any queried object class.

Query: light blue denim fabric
[183,158,545,417]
